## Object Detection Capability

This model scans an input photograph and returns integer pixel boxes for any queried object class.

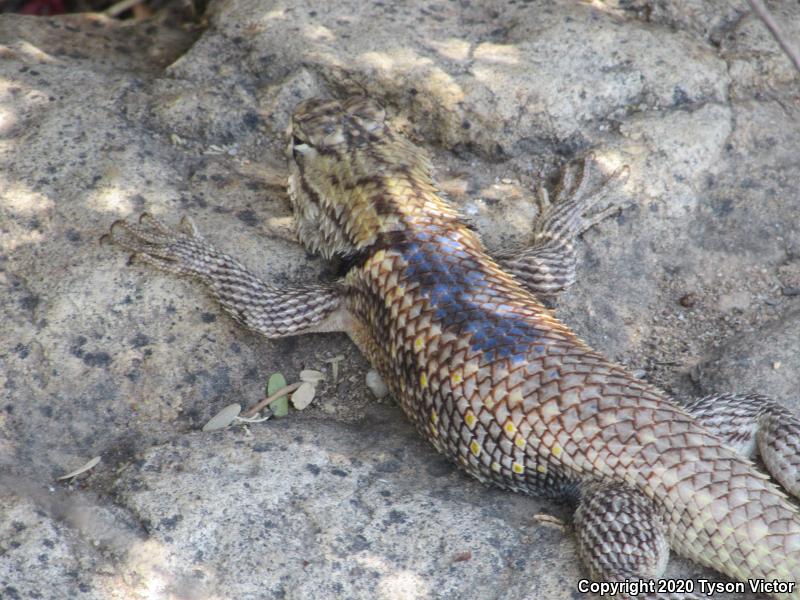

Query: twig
[104,0,145,17]
[242,381,302,417]
[746,0,800,75]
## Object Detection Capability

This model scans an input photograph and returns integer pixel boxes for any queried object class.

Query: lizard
[108,96,800,599]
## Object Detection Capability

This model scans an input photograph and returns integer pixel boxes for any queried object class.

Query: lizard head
[287,96,454,260]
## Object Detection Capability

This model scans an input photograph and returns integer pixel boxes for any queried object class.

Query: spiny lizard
[109,96,800,599]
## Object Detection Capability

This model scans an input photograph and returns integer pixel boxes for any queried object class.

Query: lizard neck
[288,143,463,261]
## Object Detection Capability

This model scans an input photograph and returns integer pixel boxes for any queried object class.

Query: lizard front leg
[494,157,629,298]
[107,213,351,338]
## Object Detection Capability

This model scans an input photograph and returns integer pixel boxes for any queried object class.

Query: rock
[716,290,751,313]
[693,310,800,406]
[110,406,714,599]
[0,479,145,599]
[2,1,800,598]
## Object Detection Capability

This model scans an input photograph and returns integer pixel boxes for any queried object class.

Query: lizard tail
[658,449,800,598]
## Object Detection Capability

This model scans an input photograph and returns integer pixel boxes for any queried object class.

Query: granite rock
[2,1,799,599]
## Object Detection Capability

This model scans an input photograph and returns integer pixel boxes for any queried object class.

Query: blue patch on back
[399,227,546,363]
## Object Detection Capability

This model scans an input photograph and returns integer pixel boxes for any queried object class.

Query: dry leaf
[291,381,316,410]
[202,403,242,431]
[57,456,101,481]
[299,369,325,384]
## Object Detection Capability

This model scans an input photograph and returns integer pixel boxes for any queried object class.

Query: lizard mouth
[291,134,313,161]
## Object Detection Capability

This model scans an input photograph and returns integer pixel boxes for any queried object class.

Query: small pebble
[678,293,697,308]
[366,369,389,399]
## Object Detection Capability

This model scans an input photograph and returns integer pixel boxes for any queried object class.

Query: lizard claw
[178,215,201,238]
[105,212,216,279]
[541,155,631,238]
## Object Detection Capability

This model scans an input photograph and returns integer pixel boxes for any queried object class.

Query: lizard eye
[345,96,386,131]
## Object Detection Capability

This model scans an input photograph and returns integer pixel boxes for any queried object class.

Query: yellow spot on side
[469,440,481,456]
[536,464,547,474]
[373,249,386,262]
[514,435,526,449]
[504,421,517,436]
[430,424,439,437]
[552,444,563,458]
[414,336,425,352]
[491,462,501,472]
[464,410,477,429]
[450,371,462,386]
[512,462,524,474]
[420,372,428,388]
[430,411,438,424]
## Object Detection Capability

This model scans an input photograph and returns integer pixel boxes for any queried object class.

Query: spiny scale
[110,96,800,599]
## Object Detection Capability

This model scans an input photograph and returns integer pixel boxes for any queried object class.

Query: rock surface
[2,1,799,599]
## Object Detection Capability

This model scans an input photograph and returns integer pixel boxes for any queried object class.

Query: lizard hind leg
[684,393,800,499]
[574,482,700,600]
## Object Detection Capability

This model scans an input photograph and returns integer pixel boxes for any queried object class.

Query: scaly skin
[110,96,800,598]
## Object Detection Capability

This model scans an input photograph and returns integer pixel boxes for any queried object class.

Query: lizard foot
[494,155,630,298]
[105,212,227,280]
[534,153,630,240]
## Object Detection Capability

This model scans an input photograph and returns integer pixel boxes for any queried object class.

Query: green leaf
[266,372,289,417]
